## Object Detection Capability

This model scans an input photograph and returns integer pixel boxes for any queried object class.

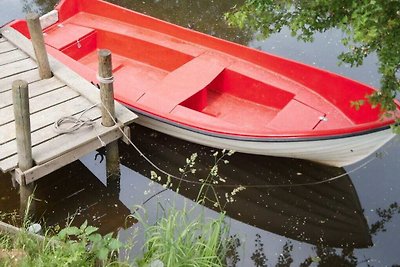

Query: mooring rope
[98,103,377,188]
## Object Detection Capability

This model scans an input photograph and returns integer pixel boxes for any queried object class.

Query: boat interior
[11,0,387,136]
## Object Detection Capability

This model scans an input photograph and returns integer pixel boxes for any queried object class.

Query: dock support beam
[12,80,35,217]
[98,49,121,192]
[26,13,52,79]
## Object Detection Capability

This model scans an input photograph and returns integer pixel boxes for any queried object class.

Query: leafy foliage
[226,0,400,126]
[0,221,126,266]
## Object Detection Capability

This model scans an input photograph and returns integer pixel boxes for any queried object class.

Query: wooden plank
[0,108,102,161]
[23,126,122,184]
[0,77,65,109]
[0,69,41,93]
[34,122,123,164]
[0,221,45,241]
[0,221,21,235]
[50,58,137,125]
[0,58,37,79]
[0,50,28,66]
[0,86,78,126]
[0,41,16,54]
[1,28,137,125]
[1,121,122,174]
[0,96,93,145]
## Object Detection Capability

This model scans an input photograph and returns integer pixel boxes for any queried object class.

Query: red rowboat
[9,0,399,167]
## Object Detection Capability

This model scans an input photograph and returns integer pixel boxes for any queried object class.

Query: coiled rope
[53,103,106,146]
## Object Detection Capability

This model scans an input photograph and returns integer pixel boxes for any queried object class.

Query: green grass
[0,150,240,267]
[136,205,231,267]
[0,221,129,267]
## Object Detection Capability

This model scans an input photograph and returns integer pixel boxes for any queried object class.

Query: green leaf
[108,239,123,250]
[58,226,80,239]
[80,220,88,231]
[88,233,102,243]
[84,225,99,236]
[97,247,110,261]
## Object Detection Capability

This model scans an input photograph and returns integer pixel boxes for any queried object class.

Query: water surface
[0,0,399,266]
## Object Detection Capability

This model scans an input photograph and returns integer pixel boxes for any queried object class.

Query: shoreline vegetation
[0,151,239,267]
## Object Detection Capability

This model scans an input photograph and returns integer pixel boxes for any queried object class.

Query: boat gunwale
[52,0,398,131]
[129,106,394,142]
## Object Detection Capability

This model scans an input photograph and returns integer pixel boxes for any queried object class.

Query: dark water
[1,0,400,266]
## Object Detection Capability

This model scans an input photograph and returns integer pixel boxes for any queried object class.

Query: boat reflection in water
[0,123,372,259]
[120,124,372,249]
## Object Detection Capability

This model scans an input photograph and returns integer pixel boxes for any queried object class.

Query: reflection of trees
[105,0,253,45]
[277,241,293,267]
[300,247,358,267]
[370,202,400,235]
[21,0,59,15]
[24,0,254,47]
[244,202,400,266]
[251,234,268,267]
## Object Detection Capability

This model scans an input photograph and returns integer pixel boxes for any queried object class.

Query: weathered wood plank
[0,69,40,93]
[26,13,52,79]
[12,80,33,172]
[1,120,121,174]
[0,108,102,161]
[0,96,93,145]
[0,41,16,54]
[0,86,78,126]
[0,221,45,241]
[2,28,137,125]
[0,58,37,79]
[0,28,137,175]
[0,77,65,109]
[24,126,122,184]
[35,122,123,165]
[0,50,28,66]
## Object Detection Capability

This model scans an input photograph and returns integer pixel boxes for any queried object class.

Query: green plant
[57,220,124,263]
[0,220,128,267]
[136,149,244,267]
[136,206,231,267]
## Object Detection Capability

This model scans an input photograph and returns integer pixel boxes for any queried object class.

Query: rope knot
[96,74,114,84]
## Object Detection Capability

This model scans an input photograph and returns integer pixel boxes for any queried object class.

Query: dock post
[12,80,35,217]
[98,49,121,191]
[26,13,52,79]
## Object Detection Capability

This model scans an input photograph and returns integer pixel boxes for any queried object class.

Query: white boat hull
[134,114,395,167]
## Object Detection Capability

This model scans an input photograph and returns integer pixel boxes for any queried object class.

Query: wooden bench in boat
[137,53,230,113]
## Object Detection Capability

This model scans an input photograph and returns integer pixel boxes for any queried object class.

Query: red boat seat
[44,24,94,50]
[267,99,325,131]
[137,53,230,113]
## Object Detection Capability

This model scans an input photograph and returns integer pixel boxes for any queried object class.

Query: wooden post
[98,49,121,186]
[12,80,35,217]
[26,13,52,79]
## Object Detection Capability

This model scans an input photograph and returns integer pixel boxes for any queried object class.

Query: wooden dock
[0,27,137,185]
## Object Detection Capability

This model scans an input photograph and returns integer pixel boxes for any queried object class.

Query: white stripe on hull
[135,116,395,167]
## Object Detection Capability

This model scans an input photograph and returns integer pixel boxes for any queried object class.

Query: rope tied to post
[96,74,114,84]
